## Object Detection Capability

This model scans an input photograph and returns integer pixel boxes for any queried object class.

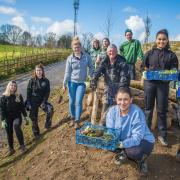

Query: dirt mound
[0,88,180,180]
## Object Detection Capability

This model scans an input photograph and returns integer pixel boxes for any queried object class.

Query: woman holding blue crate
[106,87,155,176]
[143,29,178,146]
[63,36,94,129]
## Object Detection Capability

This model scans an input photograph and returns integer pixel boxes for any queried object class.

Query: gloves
[25,100,31,111]
[142,71,147,80]
[90,80,97,91]
[24,117,30,125]
[117,141,124,149]
[1,120,7,129]
[40,102,46,110]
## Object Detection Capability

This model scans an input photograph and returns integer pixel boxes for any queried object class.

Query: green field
[0,45,68,61]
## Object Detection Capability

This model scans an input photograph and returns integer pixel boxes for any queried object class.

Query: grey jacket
[63,52,94,86]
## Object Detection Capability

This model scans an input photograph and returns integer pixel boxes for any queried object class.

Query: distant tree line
[0,24,73,49]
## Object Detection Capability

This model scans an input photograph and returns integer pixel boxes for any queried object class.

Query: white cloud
[125,15,145,42]
[0,5,18,15]
[11,16,28,31]
[31,16,52,24]
[122,6,137,13]
[47,19,79,35]
[93,32,105,40]
[125,15,144,32]
[29,26,45,36]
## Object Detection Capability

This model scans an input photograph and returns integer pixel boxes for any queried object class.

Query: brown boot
[74,122,80,130]
[19,145,26,153]
[69,120,74,127]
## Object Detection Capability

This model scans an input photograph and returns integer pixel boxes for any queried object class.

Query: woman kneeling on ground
[106,87,155,176]
[26,64,54,139]
[0,81,29,156]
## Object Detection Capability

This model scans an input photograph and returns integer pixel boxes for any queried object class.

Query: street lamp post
[73,0,79,37]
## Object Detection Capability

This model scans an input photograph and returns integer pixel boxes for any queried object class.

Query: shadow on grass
[0,116,71,170]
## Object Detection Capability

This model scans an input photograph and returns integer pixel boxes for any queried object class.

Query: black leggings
[29,102,53,137]
[144,80,169,138]
[5,118,24,149]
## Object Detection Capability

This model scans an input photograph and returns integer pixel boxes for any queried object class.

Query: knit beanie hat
[125,28,133,35]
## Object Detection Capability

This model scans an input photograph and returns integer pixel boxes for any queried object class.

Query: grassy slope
[0,87,179,180]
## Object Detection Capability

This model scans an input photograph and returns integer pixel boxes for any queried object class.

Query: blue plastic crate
[177,89,180,98]
[176,82,180,98]
[144,70,178,81]
[76,122,120,151]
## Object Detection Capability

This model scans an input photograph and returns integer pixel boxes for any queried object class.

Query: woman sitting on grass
[0,81,29,156]
[106,87,155,176]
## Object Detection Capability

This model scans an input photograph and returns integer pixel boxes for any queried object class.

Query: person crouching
[0,81,29,156]
[106,87,155,176]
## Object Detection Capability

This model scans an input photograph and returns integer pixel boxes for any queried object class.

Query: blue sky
[0,0,180,45]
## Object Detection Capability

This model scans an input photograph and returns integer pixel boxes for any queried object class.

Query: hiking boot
[69,120,75,127]
[45,120,52,129]
[138,161,148,176]
[74,122,80,130]
[114,150,127,165]
[34,134,41,141]
[19,145,26,153]
[8,148,15,156]
[158,136,168,147]
[176,149,180,162]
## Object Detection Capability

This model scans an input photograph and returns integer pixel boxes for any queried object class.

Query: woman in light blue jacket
[63,37,94,129]
[106,87,155,176]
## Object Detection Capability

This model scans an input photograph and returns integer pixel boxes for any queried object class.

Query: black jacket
[144,48,178,70]
[0,94,27,121]
[27,77,50,104]
[92,54,130,87]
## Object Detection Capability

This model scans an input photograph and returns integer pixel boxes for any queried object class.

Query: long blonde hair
[3,81,20,102]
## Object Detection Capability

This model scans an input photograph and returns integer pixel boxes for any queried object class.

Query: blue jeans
[68,81,86,121]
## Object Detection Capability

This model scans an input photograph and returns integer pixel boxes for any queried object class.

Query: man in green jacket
[119,29,144,80]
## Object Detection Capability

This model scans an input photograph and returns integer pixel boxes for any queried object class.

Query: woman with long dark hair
[26,63,53,139]
[0,81,28,155]
[143,29,178,146]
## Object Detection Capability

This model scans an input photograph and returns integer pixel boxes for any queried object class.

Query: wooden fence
[0,50,69,77]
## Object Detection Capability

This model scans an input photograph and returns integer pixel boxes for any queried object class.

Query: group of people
[0,27,180,176]
[63,29,180,176]
[0,64,53,156]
